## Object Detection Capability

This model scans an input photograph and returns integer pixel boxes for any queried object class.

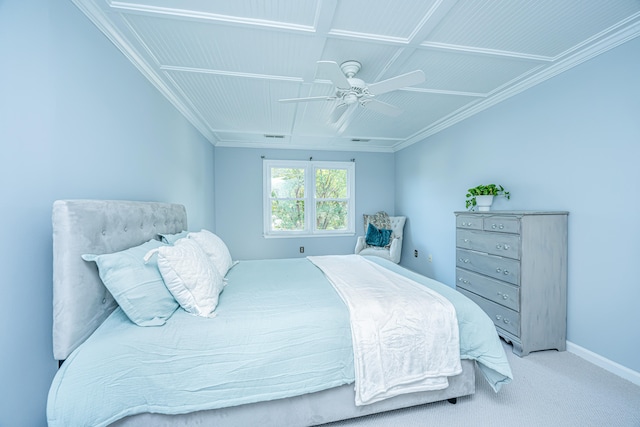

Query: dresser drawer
[456,249,520,285]
[456,268,520,311]
[483,216,520,234]
[456,229,520,259]
[458,288,520,337]
[456,215,482,230]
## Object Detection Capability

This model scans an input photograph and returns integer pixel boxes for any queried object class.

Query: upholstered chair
[354,212,406,264]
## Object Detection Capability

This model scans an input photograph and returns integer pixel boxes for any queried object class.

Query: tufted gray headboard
[52,200,187,361]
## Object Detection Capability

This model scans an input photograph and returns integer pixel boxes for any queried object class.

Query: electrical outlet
[299,246,304,253]
[414,249,418,258]
[428,254,433,263]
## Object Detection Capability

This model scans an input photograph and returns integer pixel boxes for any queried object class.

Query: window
[263,159,355,237]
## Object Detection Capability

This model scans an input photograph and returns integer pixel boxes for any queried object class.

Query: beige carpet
[323,341,640,427]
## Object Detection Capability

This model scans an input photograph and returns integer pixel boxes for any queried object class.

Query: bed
[47,199,512,427]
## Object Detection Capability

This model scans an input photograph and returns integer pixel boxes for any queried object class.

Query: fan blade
[367,70,425,95]
[329,103,349,123]
[316,61,350,89]
[362,99,403,117]
[279,96,336,103]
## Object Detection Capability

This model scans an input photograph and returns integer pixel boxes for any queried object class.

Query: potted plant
[465,184,510,211]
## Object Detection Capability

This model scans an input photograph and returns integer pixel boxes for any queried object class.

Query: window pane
[315,168,347,198]
[271,168,305,198]
[271,200,305,231]
[316,201,348,230]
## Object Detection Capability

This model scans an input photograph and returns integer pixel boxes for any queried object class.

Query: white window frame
[263,159,355,238]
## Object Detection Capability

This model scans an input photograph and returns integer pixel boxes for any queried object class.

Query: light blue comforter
[47,256,512,427]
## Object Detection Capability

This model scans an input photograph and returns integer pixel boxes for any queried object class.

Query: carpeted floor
[323,340,640,427]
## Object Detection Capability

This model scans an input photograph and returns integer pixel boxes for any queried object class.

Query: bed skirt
[110,359,475,427]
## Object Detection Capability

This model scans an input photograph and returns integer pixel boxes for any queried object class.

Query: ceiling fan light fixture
[280,59,425,128]
[343,93,359,104]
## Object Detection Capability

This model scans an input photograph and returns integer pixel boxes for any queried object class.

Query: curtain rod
[261,155,355,162]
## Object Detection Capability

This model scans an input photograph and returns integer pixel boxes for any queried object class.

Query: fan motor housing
[347,78,366,93]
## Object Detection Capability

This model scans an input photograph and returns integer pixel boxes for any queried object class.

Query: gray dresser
[454,211,568,356]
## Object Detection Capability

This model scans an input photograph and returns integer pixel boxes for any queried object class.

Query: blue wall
[0,1,215,426]
[395,36,640,374]
[214,147,395,260]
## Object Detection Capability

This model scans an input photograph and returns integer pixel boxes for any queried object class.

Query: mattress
[47,256,512,427]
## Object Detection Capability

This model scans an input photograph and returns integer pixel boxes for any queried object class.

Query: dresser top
[454,210,569,216]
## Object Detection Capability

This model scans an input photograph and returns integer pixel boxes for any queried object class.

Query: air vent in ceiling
[351,138,370,142]
[264,134,285,139]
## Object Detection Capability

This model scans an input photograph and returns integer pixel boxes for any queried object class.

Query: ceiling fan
[279,60,425,124]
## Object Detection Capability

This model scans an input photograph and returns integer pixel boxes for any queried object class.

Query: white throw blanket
[308,255,461,405]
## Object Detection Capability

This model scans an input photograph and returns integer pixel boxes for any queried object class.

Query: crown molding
[394,20,640,152]
[214,140,395,153]
[71,0,219,145]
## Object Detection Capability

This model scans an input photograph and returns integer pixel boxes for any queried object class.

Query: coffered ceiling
[73,0,640,152]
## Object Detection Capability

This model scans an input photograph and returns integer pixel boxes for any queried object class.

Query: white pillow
[187,229,233,277]
[144,238,224,318]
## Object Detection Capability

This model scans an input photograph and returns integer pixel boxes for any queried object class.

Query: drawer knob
[464,238,469,243]
[504,244,510,250]
[503,270,509,275]
[495,315,502,321]
[496,244,502,249]
[503,318,510,324]
[498,292,509,300]
[496,268,502,273]
[492,224,496,229]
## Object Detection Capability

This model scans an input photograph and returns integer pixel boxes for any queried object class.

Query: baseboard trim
[567,341,640,387]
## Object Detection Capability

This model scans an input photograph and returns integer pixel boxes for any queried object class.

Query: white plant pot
[475,195,494,211]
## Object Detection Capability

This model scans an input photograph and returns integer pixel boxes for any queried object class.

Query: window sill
[263,232,355,239]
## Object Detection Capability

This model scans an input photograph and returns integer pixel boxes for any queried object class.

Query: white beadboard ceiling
[73,0,640,152]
